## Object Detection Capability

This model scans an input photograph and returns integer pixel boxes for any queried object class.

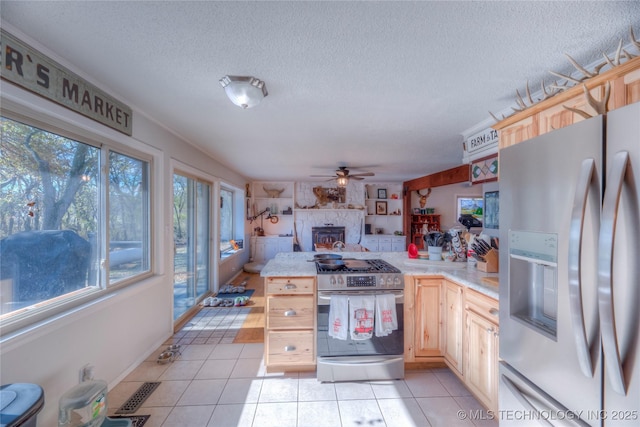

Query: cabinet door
[443,281,463,376]
[277,237,292,253]
[379,242,392,252]
[391,237,406,252]
[254,240,266,262]
[498,115,538,149]
[464,309,499,412]
[361,237,378,251]
[612,67,640,108]
[264,239,278,261]
[414,278,442,357]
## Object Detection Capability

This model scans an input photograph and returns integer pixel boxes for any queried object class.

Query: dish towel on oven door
[375,293,398,337]
[328,295,349,340]
[349,295,375,340]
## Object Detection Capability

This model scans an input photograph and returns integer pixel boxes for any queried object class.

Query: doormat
[115,382,160,414]
[109,415,150,427]
[215,289,255,300]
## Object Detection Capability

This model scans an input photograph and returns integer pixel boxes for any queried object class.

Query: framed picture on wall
[377,188,387,199]
[376,201,388,215]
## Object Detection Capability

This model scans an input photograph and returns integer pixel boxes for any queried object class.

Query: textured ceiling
[2,1,639,183]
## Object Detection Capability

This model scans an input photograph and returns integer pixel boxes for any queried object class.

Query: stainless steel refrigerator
[499,102,639,426]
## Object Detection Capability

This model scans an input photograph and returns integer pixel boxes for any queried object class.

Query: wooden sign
[0,29,132,135]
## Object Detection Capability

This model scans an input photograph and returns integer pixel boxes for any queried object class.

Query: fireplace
[311,226,345,251]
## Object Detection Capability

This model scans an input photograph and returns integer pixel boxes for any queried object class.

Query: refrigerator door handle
[568,157,599,378]
[598,150,629,395]
[500,374,559,426]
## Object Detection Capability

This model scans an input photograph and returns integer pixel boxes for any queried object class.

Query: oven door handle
[318,292,403,301]
[318,356,404,367]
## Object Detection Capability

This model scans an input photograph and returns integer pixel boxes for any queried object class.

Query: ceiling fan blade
[310,174,336,178]
[350,172,375,177]
[351,176,365,180]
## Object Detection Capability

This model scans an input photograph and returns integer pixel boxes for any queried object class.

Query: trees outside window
[0,115,151,328]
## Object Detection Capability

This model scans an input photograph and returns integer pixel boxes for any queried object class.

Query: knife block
[477,249,499,273]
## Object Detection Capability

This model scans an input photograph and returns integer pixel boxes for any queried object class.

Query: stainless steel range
[316,258,405,382]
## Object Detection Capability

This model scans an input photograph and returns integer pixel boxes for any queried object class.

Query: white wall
[0,26,250,425]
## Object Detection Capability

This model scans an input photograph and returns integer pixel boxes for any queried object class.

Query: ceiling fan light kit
[336,176,349,187]
[310,166,375,187]
[219,75,268,109]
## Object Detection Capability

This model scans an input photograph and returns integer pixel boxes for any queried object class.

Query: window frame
[0,106,154,336]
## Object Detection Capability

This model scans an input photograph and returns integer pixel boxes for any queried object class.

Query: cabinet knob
[284,345,296,352]
[284,310,297,317]
[284,284,297,290]
[489,308,499,317]
[486,327,495,333]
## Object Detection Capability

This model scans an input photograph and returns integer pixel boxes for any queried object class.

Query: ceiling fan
[310,166,375,187]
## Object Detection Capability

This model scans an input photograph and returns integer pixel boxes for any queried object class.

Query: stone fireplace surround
[294,181,366,252]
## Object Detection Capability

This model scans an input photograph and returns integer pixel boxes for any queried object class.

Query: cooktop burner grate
[315,259,400,274]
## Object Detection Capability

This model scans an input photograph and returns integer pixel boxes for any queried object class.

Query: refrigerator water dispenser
[508,230,558,339]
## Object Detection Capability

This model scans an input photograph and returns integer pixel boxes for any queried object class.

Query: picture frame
[377,188,387,199]
[376,201,388,215]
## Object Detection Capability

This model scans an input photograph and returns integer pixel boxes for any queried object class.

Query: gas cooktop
[315,258,403,290]
[315,258,401,274]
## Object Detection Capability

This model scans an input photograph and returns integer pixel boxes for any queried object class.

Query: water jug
[58,379,107,427]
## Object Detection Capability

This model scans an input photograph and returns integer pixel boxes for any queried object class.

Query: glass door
[173,173,211,320]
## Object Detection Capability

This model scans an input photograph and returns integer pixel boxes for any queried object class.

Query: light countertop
[261,251,499,300]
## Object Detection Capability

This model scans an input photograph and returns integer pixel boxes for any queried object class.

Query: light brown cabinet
[463,288,499,413]
[264,276,316,372]
[413,277,442,357]
[404,276,442,362]
[443,280,464,376]
[495,56,640,148]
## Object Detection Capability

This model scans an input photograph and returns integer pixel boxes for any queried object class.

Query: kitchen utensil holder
[477,248,499,273]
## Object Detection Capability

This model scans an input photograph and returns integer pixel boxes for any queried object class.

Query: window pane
[0,116,100,316]
[108,151,150,284]
[220,188,233,254]
[173,173,210,320]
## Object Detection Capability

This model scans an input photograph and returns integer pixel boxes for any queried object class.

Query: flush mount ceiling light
[219,75,268,109]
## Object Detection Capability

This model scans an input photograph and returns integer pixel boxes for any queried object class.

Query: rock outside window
[376,201,388,215]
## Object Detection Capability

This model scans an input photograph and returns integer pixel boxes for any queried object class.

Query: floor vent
[115,382,161,414]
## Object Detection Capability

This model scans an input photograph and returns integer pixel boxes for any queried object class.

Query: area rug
[109,415,150,427]
[215,288,255,300]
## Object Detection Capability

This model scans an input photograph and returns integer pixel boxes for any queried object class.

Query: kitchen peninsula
[260,251,498,298]
[261,251,501,412]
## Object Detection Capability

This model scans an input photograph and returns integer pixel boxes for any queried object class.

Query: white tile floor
[107,307,498,427]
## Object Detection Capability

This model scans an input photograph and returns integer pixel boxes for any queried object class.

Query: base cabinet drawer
[266,330,314,366]
[266,277,314,294]
[266,295,314,329]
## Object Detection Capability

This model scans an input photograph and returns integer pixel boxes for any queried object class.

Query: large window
[0,115,151,330]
